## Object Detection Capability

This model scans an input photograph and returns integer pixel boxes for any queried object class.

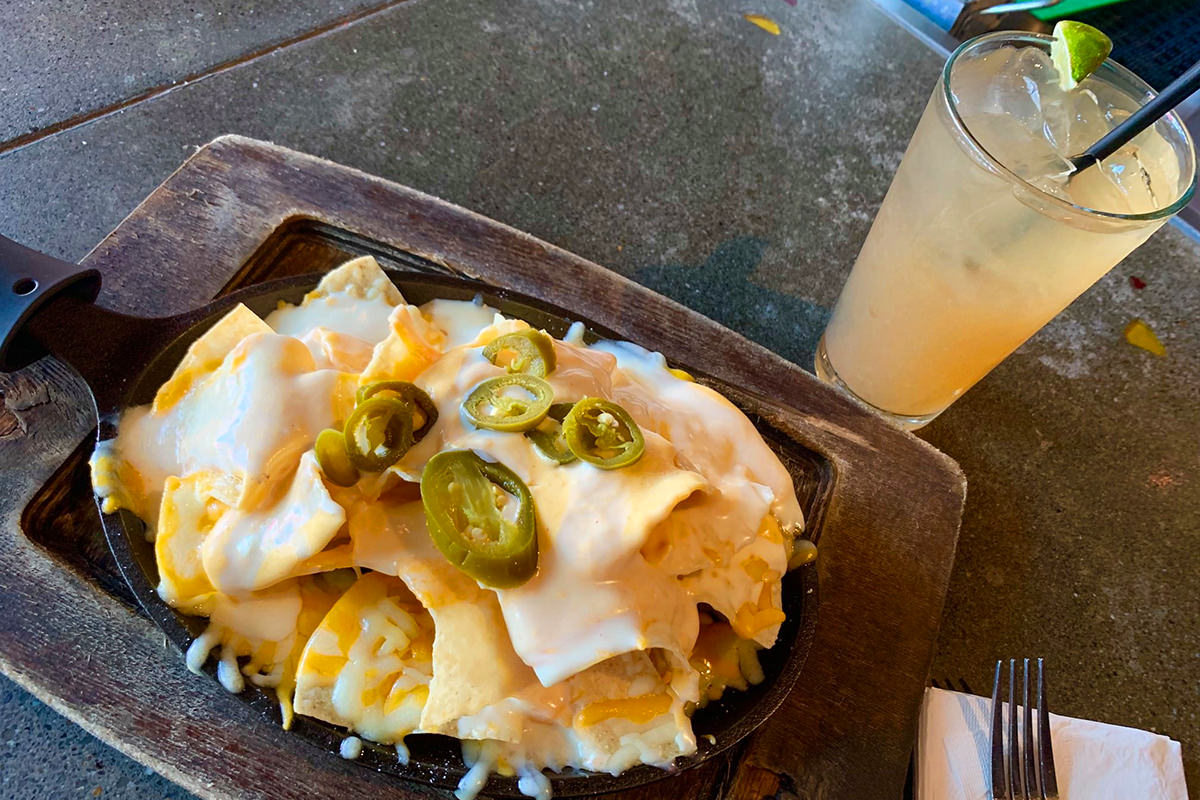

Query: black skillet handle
[0,235,102,373]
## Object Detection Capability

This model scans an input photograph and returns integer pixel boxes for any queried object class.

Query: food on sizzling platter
[90,257,814,799]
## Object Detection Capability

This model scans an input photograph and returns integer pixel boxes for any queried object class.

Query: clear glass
[815,32,1197,430]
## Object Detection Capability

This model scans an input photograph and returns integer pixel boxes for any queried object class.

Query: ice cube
[1092,144,1172,214]
[959,105,1062,183]
[980,50,1043,124]
[950,42,1184,214]
[951,48,1021,117]
[1063,88,1113,158]
[1066,156,1140,213]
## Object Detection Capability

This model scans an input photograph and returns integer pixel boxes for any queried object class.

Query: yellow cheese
[358,304,445,385]
[576,693,673,727]
[153,304,273,415]
[294,571,434,744]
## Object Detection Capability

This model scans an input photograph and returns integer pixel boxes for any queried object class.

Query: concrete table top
[1,0,1195,797]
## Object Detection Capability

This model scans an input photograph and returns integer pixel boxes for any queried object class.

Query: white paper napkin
[916,687,1189,800]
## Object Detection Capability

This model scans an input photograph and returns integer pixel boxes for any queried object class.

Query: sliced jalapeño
[344,396,415,472]
[420,450,538,588]
[562,397,645,469]
[357,380,439,442]
[483,329,556,377]
[526,402,578,464]
[314,428,360,487]
[462,374,553,432]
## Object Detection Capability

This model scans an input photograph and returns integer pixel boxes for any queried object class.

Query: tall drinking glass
[815,32,1196,430]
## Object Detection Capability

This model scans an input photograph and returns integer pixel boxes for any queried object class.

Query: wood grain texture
[0,136,965,800]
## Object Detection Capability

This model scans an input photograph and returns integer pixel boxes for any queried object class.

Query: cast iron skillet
[0,234,818,797]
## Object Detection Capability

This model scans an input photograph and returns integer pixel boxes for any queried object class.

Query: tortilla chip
[642,472,773,577]
[494,431,708,689]
[343,498,538,732]
[293,571,433,743]
[298,328,376,372]
[306,256,404,306]
[287,543,356,578]
[568,651,696,770]
[271,573,353,728]
[89,442,151,518]
[358,304,445,385]
[680,515,788,648]
[464,317,530,347]
[202,451,346,594]
[447,651,695,770]
[420,598,539,735]
[153,304,272,414]
[156,471,230,615]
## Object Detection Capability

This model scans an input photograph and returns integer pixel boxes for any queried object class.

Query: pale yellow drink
[815,33,1196,428]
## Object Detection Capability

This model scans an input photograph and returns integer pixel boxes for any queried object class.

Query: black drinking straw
[1070,58,1200,172]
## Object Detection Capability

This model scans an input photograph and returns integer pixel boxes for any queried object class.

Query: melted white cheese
[185,579,305,693]
[267,288,397,345]
[393,342,707,689]
[589,341,800,647]
[340,736,364,760]
[421,298,503,348]
[201,451,346,594]
[296,328,376,372]
[593,340,803,531]
[116,332,354,520]
[210,581,304,643]
[450,651,694,797]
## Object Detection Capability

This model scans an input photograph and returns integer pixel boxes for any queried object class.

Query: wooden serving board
[0,136,965,800]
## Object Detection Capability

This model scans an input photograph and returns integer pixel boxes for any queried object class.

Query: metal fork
[990,658,1059,800]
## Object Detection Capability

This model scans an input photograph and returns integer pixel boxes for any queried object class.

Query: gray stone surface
[0,0,390,144]
[0,0,928,278]
[0,0,1196,796]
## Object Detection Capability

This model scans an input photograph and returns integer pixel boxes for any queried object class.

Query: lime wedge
[1050,20,1113,91]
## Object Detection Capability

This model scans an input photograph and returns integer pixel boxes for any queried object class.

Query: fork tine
[1038,659,1060,799]
[1023,659,1037,799]
[990,660,1007,800]
[1008,659,1020,798]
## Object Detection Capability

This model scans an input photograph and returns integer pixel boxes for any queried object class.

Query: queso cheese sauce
[90,257,807,800]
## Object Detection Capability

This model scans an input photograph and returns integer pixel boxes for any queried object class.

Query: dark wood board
[0,136,965,800]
